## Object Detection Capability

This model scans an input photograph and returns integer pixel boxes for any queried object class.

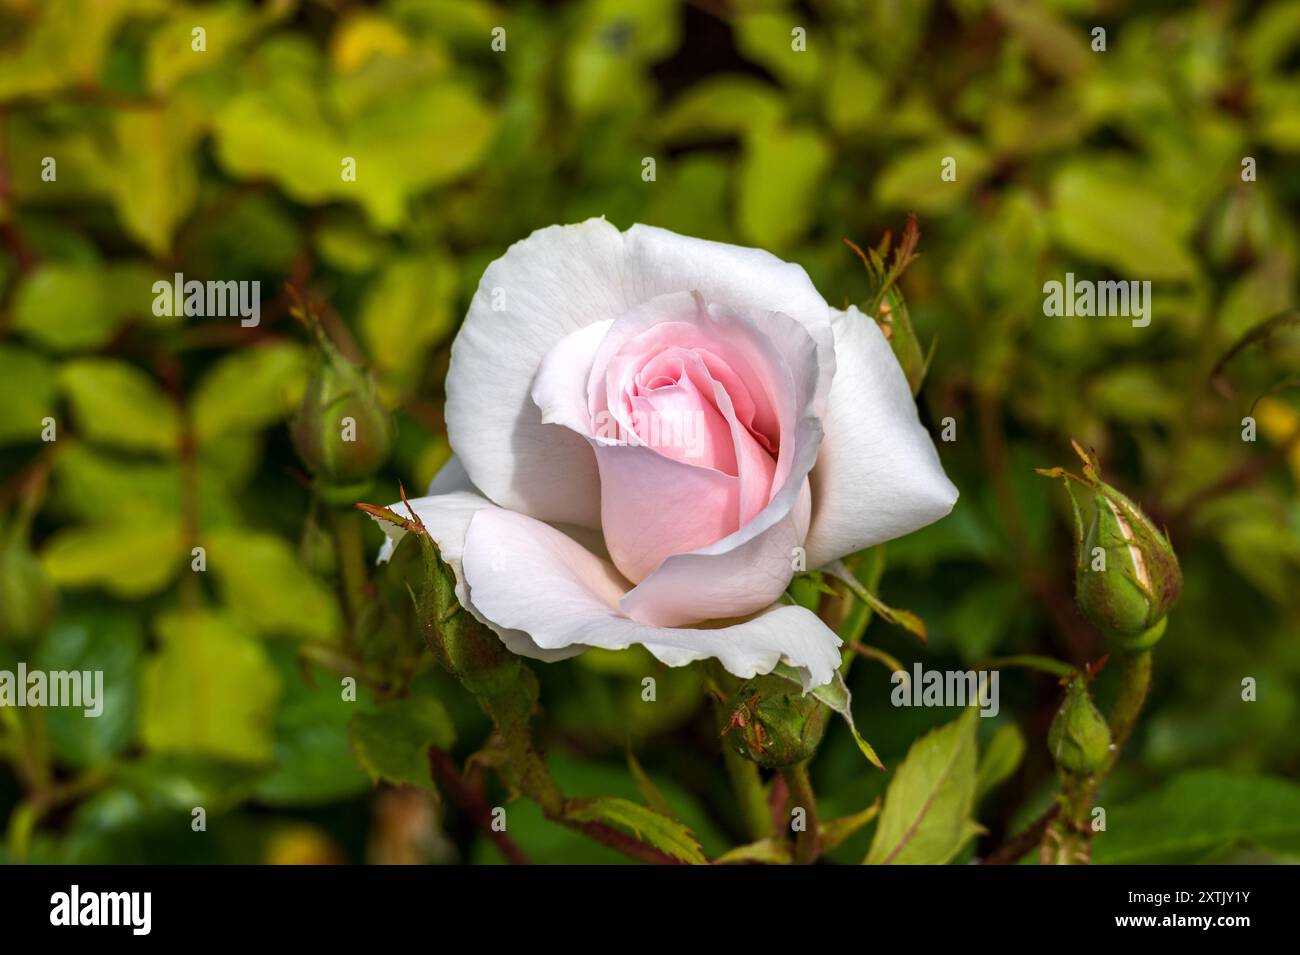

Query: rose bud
[1048,675,1112,777]
[291,332,394,490]
[722,674,830,769]
[1039,443,1181,650]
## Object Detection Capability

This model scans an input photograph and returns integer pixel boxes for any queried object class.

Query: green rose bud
[1039,442,1181,649]
[291,330,393,489]
[1048,675,1112,776]
[0,533,57,642]
[722,674,830,769]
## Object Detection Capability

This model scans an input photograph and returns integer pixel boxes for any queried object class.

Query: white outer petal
[804,306,959,568]
[446,219,624,527]
[462,508,843,689]
[368,491,582,663]
[622,224,836,372]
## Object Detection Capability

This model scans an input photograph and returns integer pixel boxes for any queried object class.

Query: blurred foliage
[1,0,1299,864]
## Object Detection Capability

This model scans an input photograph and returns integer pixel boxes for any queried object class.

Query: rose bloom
[374,220,957,690]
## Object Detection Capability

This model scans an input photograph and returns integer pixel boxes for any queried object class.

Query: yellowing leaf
[206,528,341,642]
[41,519,183,598]
[140,609,281,764]
[58,358,181,453]
[192,342,308,443]
[737,125,830,252]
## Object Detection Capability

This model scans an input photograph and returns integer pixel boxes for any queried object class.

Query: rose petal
[426,454,476,496]
[600,295,829,626]
[369,491,582,663]
[622,224,837,372]
[803,306,959,568]
[462,508,843,689]
[446,219,625,527]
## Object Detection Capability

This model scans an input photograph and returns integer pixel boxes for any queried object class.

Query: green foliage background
[1,0,1299,864]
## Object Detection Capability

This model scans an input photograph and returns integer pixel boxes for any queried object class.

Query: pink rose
[373,220,957,689]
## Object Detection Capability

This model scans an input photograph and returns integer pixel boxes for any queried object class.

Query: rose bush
[372,219,957,690]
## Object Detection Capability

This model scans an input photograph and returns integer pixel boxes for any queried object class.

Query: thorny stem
[329,503,371,648]
[707,661,774,842]
[1038,649,1153,865]
[362,495,680,864]
[783,760,820,865]
[428,747,530,865]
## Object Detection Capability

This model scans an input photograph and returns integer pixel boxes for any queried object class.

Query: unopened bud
[1039,442,1181,649]
[1048,675,1111,776]
[291,332,393,488]
[722,674,830,769]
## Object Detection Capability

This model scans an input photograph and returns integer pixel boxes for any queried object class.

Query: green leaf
[565,796,709,865]
[104,104,200,256]
[0,0,165,103]
[734,11,823,89]
[253,646,372,806]
[875,140,992,214]
[865,708,980,864]
[359,253,459,388]
[975,722,1025,802]
[0,344,57,445]
[213,39,495,229]
[1093,770,1300,864]
[13,264,147,352]
[771,662,884,769]
[825,48,884,134]
[826,560,927,642]
[820,800,883,853]
[626,750,674,818]
[563,0,679,115]
[192,342,308,443]
[657,76,785,143]
[737,124,830,252]
[206,527,341,642]
[715,837,792,865]
[1049,158,1197,280]
[41,518,183,597]
[348,693,456,788]
[140,609,281,764]
[37,609,142,768]
[58,359,180,453]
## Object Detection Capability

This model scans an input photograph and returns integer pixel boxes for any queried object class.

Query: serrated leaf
[565,797,708,865]
[715,837,792,865]
[349,695,455,788]
[865,708,980,865]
